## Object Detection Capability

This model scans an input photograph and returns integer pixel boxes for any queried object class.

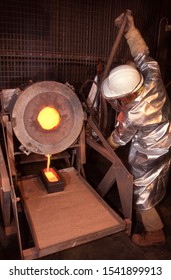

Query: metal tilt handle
[100,9,131,137]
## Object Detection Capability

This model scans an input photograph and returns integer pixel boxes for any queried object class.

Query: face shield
[107,92,139,112]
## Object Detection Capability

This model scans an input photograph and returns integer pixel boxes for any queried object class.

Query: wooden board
[18,167,126,256]
[0,145,11,227]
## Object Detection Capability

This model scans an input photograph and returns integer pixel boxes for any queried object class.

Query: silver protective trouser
[110,51,171,210]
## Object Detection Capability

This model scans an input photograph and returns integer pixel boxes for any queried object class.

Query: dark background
[0,0,171,95]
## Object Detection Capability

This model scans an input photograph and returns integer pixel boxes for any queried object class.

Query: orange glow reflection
[44,168,59,182]
[37,106,61,130]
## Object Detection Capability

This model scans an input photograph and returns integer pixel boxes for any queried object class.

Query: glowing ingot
[40,167,64,193]
[44,169,59,182]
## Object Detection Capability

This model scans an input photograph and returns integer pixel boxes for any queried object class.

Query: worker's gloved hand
[115,12,149,57]
[107,134,120,150]
[115,12,134,33]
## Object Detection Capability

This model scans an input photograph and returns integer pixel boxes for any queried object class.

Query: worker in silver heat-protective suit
[102,13,171,246]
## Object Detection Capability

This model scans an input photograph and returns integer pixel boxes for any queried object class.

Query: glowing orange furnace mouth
[37,106,61,130]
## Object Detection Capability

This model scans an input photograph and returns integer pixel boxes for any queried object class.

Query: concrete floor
[0,149,171,260]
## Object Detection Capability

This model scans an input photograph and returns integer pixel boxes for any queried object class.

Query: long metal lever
[101,9,132,82]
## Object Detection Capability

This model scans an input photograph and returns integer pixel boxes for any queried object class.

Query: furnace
[11,81,84,155]
[0,81,133,259]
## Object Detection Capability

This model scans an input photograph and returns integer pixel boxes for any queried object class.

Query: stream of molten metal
[44,154,59,182]
[47,154,51,172]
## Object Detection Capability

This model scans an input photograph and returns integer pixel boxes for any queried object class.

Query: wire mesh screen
[0,0,161,90]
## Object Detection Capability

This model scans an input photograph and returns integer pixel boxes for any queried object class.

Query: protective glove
[115,12,149,57]
[107,134,120,150]
[115,11,134,33]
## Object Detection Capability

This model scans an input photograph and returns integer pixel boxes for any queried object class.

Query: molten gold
[44,168,59,182]
[38,106,61,130]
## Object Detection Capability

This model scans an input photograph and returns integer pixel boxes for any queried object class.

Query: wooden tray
[18,167,126,259]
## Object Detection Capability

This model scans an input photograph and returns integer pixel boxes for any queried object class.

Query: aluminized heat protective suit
[110,51,171,210]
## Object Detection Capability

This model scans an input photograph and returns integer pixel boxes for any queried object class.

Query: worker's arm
[108,111,137,149]
[115,12,148,57]
[116,13,162,82]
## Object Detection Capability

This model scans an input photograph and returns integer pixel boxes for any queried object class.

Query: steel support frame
[86,116,133,234]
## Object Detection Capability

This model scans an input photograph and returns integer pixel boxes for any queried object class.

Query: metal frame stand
[86,116,133,234]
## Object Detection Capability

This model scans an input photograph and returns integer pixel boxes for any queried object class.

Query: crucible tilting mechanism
[0,80,133,259]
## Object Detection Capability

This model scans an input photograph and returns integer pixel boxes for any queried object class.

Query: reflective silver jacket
[111,52,171,210]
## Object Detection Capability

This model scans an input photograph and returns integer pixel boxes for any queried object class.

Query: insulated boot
[131,229,166,247]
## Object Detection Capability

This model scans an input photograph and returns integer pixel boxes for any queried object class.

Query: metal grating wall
[0,0,162,91]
